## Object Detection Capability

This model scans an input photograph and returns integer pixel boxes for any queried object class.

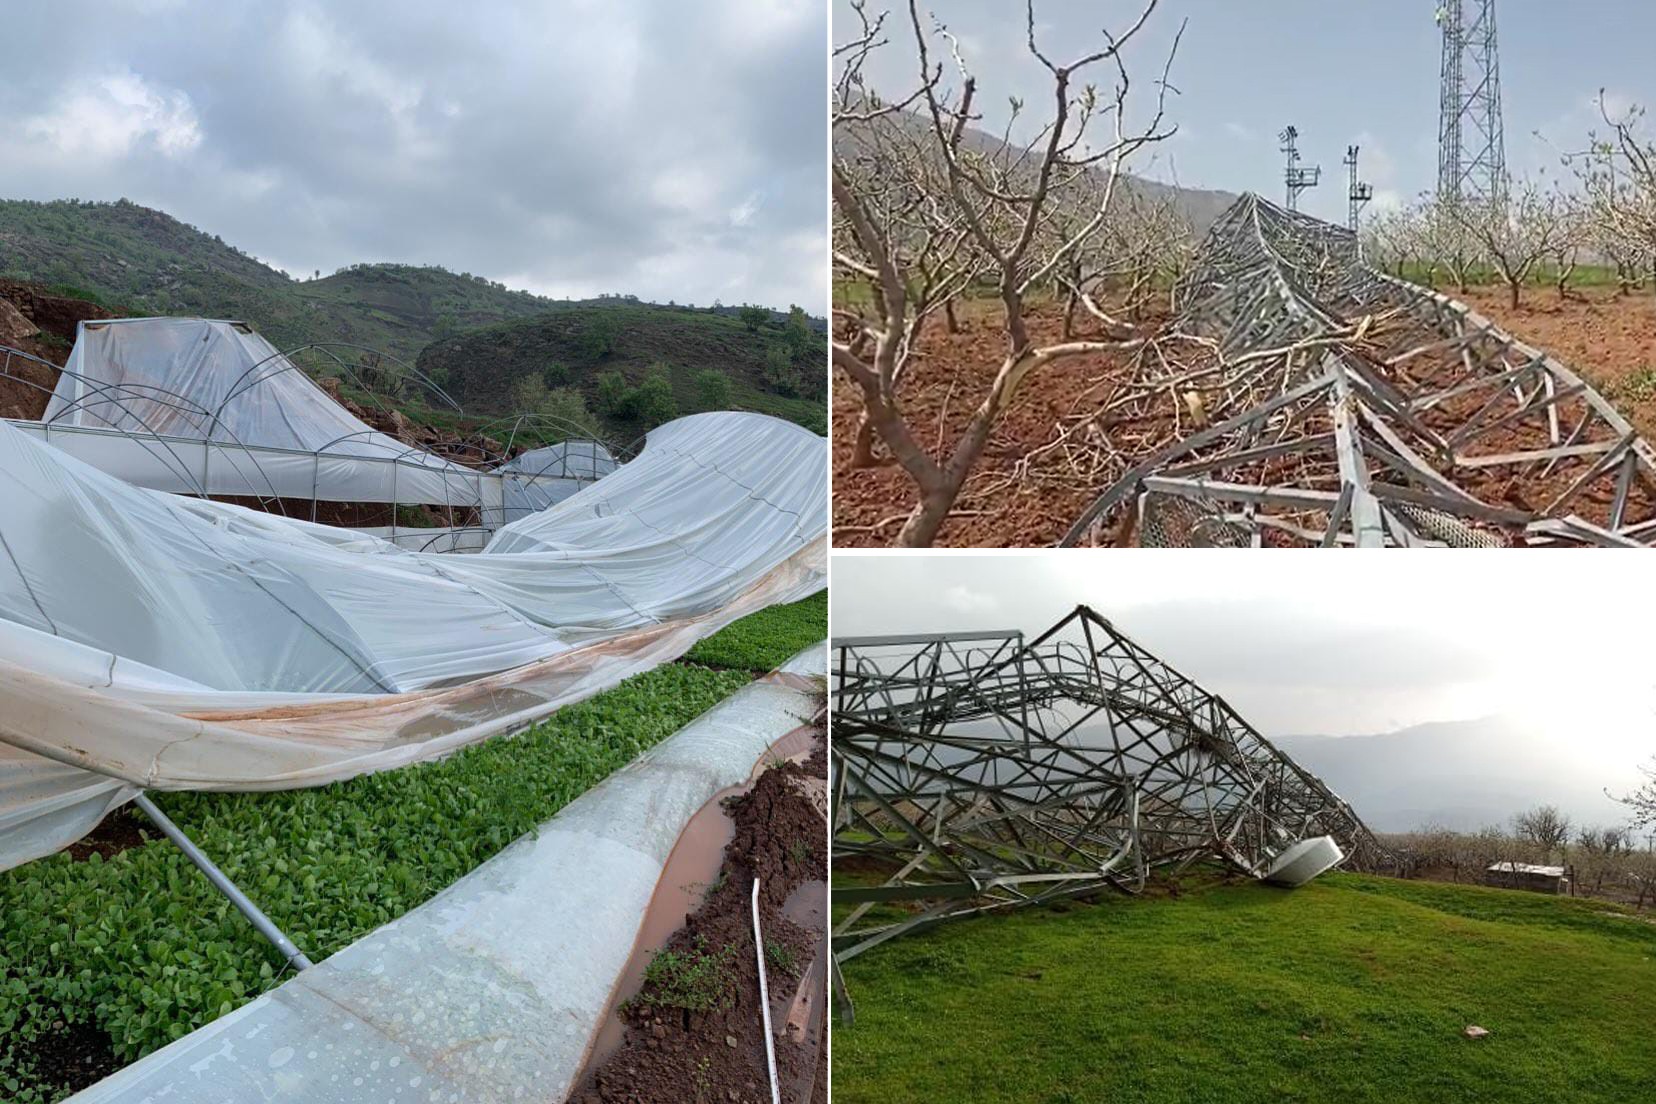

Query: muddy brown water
[573,724,825,1095]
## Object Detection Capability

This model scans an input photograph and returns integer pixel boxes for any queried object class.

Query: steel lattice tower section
[1436,0,1506,206]
[830,608,1387,963]
[1280,125,1320,212]
[1345,145,1374,232]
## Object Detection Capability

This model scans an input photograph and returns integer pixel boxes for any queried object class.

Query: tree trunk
[894,482,963,546]
[1508,279,1521,311]
[1061,290,1078,340]
[849,410,879,468]
[943,299,960,334]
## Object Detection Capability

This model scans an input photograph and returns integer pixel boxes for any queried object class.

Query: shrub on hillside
[739,304,770,333]
[596,369,629,415]
[627,367,677,426]
[695,368,732,411]
[579,314,619,359]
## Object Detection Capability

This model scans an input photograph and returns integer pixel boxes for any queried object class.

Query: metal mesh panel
[1139,492,1252,548]
[1391,503,1505,548]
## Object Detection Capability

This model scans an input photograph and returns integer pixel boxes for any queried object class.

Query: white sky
[830,551,1656,792]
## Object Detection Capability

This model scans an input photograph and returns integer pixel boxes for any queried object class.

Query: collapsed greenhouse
[1061,194,1656,548]
[830,606,1385,967]
[0,314,827,1098]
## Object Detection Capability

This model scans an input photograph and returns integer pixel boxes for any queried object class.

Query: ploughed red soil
[833,301,1154,547]
[572,731,828,1104]
[1458,286,1656,445]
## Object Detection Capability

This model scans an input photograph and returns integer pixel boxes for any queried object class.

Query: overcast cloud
[1,0,825,311]
[830,552,1656,790]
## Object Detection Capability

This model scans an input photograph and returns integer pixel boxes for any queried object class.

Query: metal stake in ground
[133,793,314,973]
[751,877,781,1104]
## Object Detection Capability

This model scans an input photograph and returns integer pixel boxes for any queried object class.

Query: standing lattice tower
[1345,145,1374,232]
[1280,126,1321,212]
[1436,0,1506,206]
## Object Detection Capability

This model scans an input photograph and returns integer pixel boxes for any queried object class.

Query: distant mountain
[834,103,1239,233]
[1276,717,1634,834]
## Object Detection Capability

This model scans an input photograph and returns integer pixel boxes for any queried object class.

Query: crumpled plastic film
[0,408,825,870]
[63,646,825,1104]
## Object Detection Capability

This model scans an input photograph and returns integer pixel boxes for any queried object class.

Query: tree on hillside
[542,386,598,436]
[696,368,733,410]
[763,343,800,397]
[579,314,620,359]
[629,366,677,425]
[784,305,815,358]
[1513,804,1573,857]
[833,0,1180,546]
[543,361,571,387]
[739,304,770,333]
[511,375,550,411]
[596,369,629,415]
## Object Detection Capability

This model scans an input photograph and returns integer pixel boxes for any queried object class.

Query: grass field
[832,872,1656,1104]
[0,591,826,1103]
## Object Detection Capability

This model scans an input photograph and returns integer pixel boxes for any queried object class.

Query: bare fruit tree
[1617,756,1656,827]
[832,0,1181,546]
[1513,804,1573,858]
[1569,91,1656,294]
[1450,175,1579,310]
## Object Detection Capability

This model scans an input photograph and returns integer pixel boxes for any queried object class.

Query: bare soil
[1459,286,1656,444]
[65,807,153,862]
[0,278,116,420]
[833,301,1154,547]
[571,735,828,1104]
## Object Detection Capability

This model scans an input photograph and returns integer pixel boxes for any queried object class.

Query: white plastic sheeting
[35,318,606,514]
[497,439,620,522]
[48,317,436,460]
[63,647,824,1104]
[0,410,825,870]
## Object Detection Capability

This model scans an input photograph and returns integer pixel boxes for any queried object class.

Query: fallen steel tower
[830,606,1383,962]
[1061,194,1656,548]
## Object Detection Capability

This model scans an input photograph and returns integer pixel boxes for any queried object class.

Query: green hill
[417,300,827,439]
[0,199,554,363]
[833,872,1656,1104]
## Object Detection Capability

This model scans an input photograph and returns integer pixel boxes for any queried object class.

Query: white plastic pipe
[751,877,781,1104]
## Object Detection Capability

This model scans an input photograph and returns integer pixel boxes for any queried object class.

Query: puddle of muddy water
[577,724,824,1087]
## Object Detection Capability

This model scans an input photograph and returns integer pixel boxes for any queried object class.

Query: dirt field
[1459,286,1656,444]
[834,286,1656,548]
[832,301,1152,547]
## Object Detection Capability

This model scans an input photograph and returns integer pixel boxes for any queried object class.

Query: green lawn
[0,592,825,1103]
[833,872,1656,1104]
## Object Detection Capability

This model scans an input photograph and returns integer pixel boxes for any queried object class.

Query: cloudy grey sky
[831,552,1656,791]
[837,1,1656,227]
[1,0,826,311]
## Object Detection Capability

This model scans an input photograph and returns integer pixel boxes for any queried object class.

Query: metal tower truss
[1437,0,1506,207]
[1061,194,1656,548]
[830,607,1384,962]
[1346,145,1374,232]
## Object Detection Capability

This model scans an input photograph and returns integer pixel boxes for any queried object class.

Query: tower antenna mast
[1345,145,1374,231]
[1436,0,1506,207]
[1281,125,1321,212]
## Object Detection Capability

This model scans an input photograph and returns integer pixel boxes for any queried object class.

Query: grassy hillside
[419,300,827,437]
[0,199,554,363]
[833,872,1656,1104]
[0,198,825,436]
